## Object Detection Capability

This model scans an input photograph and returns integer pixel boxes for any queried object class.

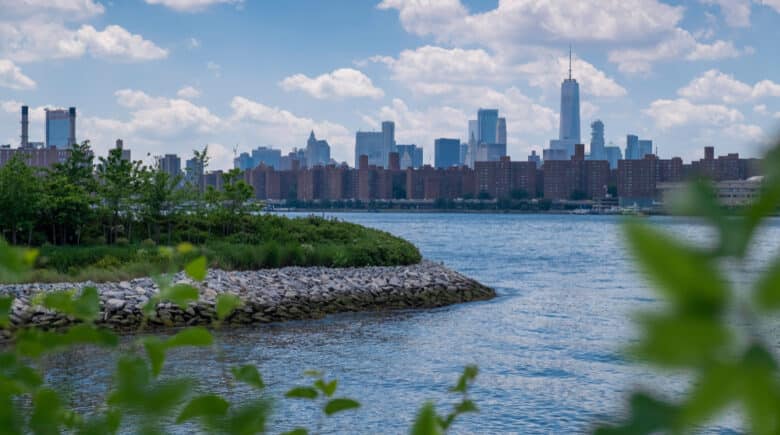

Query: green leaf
[143,338,166,377]
[624,221,729,315]
[450,365,478,393]
[285,386,318,399]
[631,313,731,368]
[41,287,100,322]
[677,364,739,428]
[73,287,100,321]
[410,402,443,435]
[323,398,360,416]
[215,293,241,320]
[594,393,678,435]
[29,388,64,435]
[222,399,270,435]
[454,399,478,414]
[0,296,12,328]
[75,409,122,435]
[754,256,780,310]
[282,429,308,435]
[15,324,118,358]
[231,365,265,389]
[160,284,199,309]
[314,378,337,397]
[176,394,229,424]
[166,327,213,348]
[185,256,207,281]
[0,242,35,282]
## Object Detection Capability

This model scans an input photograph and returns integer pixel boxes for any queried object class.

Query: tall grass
[5,227,422,284]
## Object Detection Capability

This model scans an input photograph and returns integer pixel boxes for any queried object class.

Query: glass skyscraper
[477,109,498,145]
[396,144,423,169]
[355,121,395,168]
[589,120,606,161]
[546,50,581,160]
[434,138,460,168]
[45,107,76,149]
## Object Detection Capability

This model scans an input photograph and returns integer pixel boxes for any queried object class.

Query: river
[43,213,780,434]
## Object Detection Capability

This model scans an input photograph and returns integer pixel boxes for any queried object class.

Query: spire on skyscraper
[568,44,572,80]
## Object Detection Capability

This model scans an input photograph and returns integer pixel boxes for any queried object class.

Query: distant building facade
[45,107,76,149]
[305,131,331,167]
[355,121,395,168]
[434,138,460,169]
[396,144,423,169]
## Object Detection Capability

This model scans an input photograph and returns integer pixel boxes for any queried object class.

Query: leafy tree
[40,141,96,245]
[510,189,529,200]
[96,148,142,244]
[0,155,42,245]
[139,163,182,243]
[570,189,587,201]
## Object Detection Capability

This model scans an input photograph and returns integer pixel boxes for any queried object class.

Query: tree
[96,148,142,244]
[570,189,587,201]
[510,189,529,200]
[0,155,42,245]
[139,163,182,243]
[41,141,96,245]
[217,169,254,235]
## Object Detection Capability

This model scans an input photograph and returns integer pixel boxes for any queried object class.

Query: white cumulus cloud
[677,69,780,103]
[177,86,202,99]
[608,28,750,74]
[0,59,36,90]
[229,96,352,161]
[377,0,683,49]
[144,0,242,12]
[0,0,105,20]
[0,21,167,63]
[643,98,744,129]
[280,68,384,99]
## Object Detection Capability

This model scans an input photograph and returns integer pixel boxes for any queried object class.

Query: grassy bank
[4,216,421,284]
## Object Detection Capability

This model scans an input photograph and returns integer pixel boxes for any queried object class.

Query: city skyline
[1,0,779,170]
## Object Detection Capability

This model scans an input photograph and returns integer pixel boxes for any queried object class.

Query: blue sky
[1,0,778,170]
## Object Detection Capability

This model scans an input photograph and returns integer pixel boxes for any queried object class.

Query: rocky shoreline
[0,260,494,335]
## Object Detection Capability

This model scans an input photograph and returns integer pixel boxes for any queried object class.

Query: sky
[0,0,779,170]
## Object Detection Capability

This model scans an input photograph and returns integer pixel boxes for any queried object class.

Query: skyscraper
[234,152,254,170]
[355,121,395,168]
[251,146,282,168]
[639,139,653,159]
[605,143,623,169]
[396,144,423,169]
[382,121,395,167]
[159,154,182,178]
[496,117,507,145]
[306,131,331,167]
[558,53,581,144]
[625,134,641,160]
[434,138,460,169]
[477,109,498,144]
[45,107,76,149]
[546,48,581,160]
[589,120,605,161]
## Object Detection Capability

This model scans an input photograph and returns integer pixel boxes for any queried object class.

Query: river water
[43,213,780,434]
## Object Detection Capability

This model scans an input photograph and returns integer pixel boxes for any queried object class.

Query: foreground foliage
[595,142,780,434]
[0,243,475,434]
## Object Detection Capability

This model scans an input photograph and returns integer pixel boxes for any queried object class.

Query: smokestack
[68,107,76,147]
[21,105,29,147]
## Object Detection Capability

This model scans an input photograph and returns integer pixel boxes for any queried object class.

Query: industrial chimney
[21,105,29,147]
[68,107,76,147]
